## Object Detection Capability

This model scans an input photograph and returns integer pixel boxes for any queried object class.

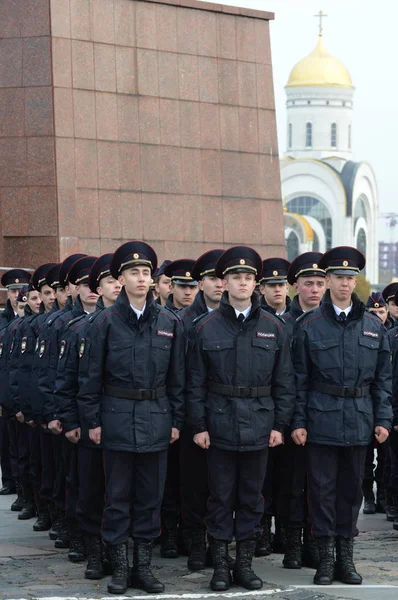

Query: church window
[286,231,300,261]
[348,124,351,149]
[331,123,337,147]
[356,229,367,274]
[286,196,333,250]
[288,123,292,148]
[305,122,312,147]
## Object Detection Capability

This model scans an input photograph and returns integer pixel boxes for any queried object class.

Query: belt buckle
[344,387,355,398]
[238,387,249,397]
[139,389,150,400]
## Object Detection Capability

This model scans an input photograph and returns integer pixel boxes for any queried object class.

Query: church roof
[286,35,353,89]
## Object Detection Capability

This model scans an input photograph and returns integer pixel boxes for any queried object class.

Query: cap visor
[329,269,359,276]
[173,279,198,286]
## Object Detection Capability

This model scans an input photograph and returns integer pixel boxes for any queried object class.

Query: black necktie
[340,311,346,322]
[237,313,245,323]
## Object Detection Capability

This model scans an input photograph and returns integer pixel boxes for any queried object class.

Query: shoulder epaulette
[161,304,182,322]
[192,312,209,325]
[65,314,87,331]
[295,309,315,324]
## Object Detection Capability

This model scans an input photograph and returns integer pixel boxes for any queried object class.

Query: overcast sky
[211,0,397,232]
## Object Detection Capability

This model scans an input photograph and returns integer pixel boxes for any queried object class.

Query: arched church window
[348,124,351,149]
[286,231,300,261]
[356,229,367,274]
[354,195,367,228]
[288,124,292,148]
[305,122,312,147]
[331,123,337,147]
[286,196,333,250]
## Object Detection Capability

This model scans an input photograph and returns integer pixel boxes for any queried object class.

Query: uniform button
[216,345,220,349]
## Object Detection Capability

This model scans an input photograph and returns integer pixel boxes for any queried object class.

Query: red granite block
[25,87,54,137]
[57,187,77,237]
[218,59,238,105]
[73,89,96,139]
[256,63,275,109]
[119,142,141,191]
[163,195,185,241]
[201,149,221,196]
[181,148,201,194]
[183,194,203,242]
[160,146,182,193]
[156,4,178,52]
[258,108,278,155]
[0,39,23,88]
[0,0,22,38]
[178,54,199,101]
[140,145,162,192]
[136,1,157,49]
[4,237,59,266]
[70,0,91,40]
[180,101,200,148]
[76,188,100,238]
[177,8,198,55]
[200,103,220,150]
[116,46,137,94]
[0,138,26,186]
[52,38,72,88]
[240,152,260,197]
[258,154,281,199]
[79,237,101,255]
[220,106,239,151]
[94,43,116,92]
[75,139,98,188]
[72,40,95,90]
[158,51,179,99]
[142,193,165,239]
[223,197,262,244]
[197,11,217,57]
[98,141,120,190]
[117,95,139,142]
[27,137,56,186]
[239,107,258,153]
[56,138,75,189]
[50,0,71,38]
[198,56,219,103]
[238,61,257,107]
[236,16,255,62]
[203,195,224,242]
[22,0,50,37]
[217,14,236,60]
[137,49,159,96]
[23,37,52,87]
[260,199,285,245]
[99,190,121,238]
[115,0,136,47]
[139,96,160,144]
[96,92,118,141]
[28,187,58,236]
[0,187,28,236]
[255,18,272,64]
[160,99,181,146]
[92,0,115,44]
[221,151,241,197]
[120,191,143,239]
[100,238,120,253]
[0,88,24,137]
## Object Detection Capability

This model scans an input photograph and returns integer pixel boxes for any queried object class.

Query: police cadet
[77,241,185,595]
[188,246,295,592]
[259,258,291,317]
[388,296,398,531]
[291,246,392,586]
[154,260,172,307]
[382,282,398,329]
[164,259,198,311]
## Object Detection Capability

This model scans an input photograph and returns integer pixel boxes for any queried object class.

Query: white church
[281,25,379,283]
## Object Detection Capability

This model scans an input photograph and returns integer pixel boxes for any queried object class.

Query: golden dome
[286,35,353,88]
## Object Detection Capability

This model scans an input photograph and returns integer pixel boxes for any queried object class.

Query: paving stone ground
[0,493,397,600]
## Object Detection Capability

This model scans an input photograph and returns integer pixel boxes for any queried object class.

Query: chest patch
[59,340,67,359]
[157,330,174,339]
[21,337,27,353]
[39,340,46,358]
[256,332,276,339]
[79,338,86,358]
[363,330,379,339]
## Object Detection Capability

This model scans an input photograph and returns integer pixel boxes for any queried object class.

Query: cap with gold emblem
[318,246,365,276]
[382,282,398,303]
[164,259,197,286]
[215,246,263,280]
[1,269,31,290]
[259,258,290,285]
[287,252,325,285]
[192,249,224,282]
[366,292,387,309]
[110,241,158,279]
[59,254,87,288]
[31,263,57,292]
[68,256,98,286]
[46,264,62,290]
[88,254,114,293]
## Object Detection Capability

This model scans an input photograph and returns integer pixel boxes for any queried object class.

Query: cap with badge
[59,253,87,288]
[259,258,290,285]
[318,246,366,275]
[366,292,387,309]
[192,249,224,282]
[110,241,158,279]
[287,252,325,285]
[17,287,29,303]
[164,259,197,286]
[88,254,113,294]
[215,246,262,280]
[46,264,62,289]
[68,256,98,286]
[382,282,398,303]
[31,263,57,292]
[1,269,32,290]
[153,260,172,279]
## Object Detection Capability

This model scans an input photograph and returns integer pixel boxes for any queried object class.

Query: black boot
[130,540,165,593]
[108,543,129,594]
[33,491,51,531]
[302,528,320,569]
[385,491,398,522]
[48,506,63,540]
[206,545,236,570]
[187,526,206,571]
[313,537,335,585]
[209,539,231,591]
[272,520,286,554]
[68,521,86,563]
[0,483,16,494]
[11,483,25,512]
[283,527,302,569]
[335,536,362,584]
[54,517,70,548]
[362,481,376,514]
[376,486,386,513]
[84,533,104,580]
[255,515,272,557]
[160,513,179,558]
[18,485,36,520]
[233,540,262,590]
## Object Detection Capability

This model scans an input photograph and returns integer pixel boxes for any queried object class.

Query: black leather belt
[103,385,167,400]
[207,381,271,398]
[310,382,370,398]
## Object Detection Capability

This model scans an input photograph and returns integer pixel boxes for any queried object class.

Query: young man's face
[225,272,256,302]
[293,276,326,309]
[55,286,68,310]
[119,266,152,298]
[7,288,20,311]
[259,282,289,310]
[27,290,42,314]
[171,282,198,309]
[40,284,55,312]
[76,282,98,308]
[65,282,79,301]
[97,275,122,306]
[326,273,357,303]
[199,275,224,306]
[16,302,26,317]
[368,306,388,324]
[388,298,398,320]
[155,274,172,304]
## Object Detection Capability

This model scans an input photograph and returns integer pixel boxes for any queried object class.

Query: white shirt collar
[276,307,286,317]
[207,306,213,313]
[333,303,352,317]
[234,304,252,320]
[130,302,146,319]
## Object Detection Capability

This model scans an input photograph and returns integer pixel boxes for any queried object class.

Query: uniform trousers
[386,430,398,492]
[40,427,55,502]
[6,419,20,483]
[29,426,41,492]
[179,426,208,529]
[206,446,268,543]
[0,415,13,487]
[52,433,66,511]
[307,443,366,538]
[262,444,284,516]
[278,434,308,528]
[76,446,105,537]
[102,448,168,545]
[63,438,79,520]
[161,439,181,518]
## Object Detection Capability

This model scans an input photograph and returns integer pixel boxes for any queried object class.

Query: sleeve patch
[20,337,27,353]
[59,340,67,359]
[39,340,46,358]
[79,338,86,358]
